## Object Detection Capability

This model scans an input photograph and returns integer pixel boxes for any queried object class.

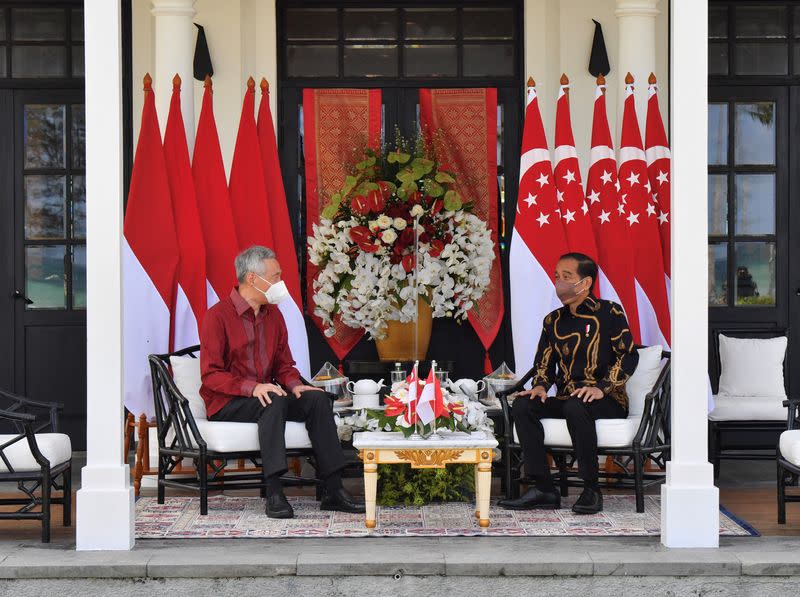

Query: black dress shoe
[571,485,603,514]
[498,487,561,510]
[320,487,366,514]
[265,492,294,518]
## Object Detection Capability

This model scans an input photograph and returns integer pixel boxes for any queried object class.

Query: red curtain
[419,88,503,372]
[302,88,382,363]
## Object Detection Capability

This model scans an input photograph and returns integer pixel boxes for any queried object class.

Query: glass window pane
[709,243,727,306]
[0,10,5,41]
[0,48,6,78]
[708,175,728,235]
[404,45,457,77]
[736,6,786,39]
[734,242,775,306]
[708,103,728,165]
[71,104,85,169]
[709,6,728,40]
[735,174,775,235]
[12,46,66,78]
[464,44,514,77]
[795,44,800,74]
[72,46,84,77]
[796,7,800,38]
[285,9,338,41]
[344,9,397,40]
[286,45,338,78]
[72,175,85,239]
[12,8,65,41]
[709,42,728,75]
[344,45,397,77]
[72,245,86,309]
[404,9,456,40]
[71,9,83,42]
[734,43,788,75]
[463,8,514,40]
[25,104,65,169]
[734,102,775,165]
[26,245,66,309]
[25,175,66,240]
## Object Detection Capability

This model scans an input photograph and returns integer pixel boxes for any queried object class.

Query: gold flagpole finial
[625,72,634,85]
[560,73,569,86]
[260,77,269,93]
[247,76,256,92]
[526,76,535,87]
[597,73,606,86]
[143,73,152,91]
[648,72,657,85]
[172,73,181,88]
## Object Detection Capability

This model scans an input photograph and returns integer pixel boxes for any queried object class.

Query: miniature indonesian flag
[416,367,437,425]
[404,363,420,425]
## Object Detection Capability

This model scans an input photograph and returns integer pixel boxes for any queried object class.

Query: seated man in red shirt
[200,245,364,518]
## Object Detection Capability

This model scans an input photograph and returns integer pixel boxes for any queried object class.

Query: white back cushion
[718,334,787,397]
[626,345,665,417]
[169,355,207,420]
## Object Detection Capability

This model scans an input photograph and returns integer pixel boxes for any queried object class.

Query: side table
[352,430,499,529]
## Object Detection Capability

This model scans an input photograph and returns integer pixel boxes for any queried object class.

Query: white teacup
[451,378,486,400]
[347,378,385,395]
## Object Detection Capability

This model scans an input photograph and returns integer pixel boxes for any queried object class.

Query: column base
[76,465,135,550]
[661,475,719,548]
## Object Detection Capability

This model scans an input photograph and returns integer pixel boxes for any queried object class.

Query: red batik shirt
[200,288,302,417]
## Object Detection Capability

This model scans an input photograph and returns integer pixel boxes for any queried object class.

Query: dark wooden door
[10,89,86,447]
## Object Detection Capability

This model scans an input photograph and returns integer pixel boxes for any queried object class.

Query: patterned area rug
[135,495,757,538]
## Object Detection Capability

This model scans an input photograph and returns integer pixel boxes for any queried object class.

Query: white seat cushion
[514,416,641,449]
[169,355,207,420]
[780,430,800,466]
[0,433,71,473]
[626,345,665,416]
[194,419,312,452]
[708,394,787,421]
[718,334,787,397]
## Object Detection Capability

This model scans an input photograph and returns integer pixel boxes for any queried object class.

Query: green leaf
[411,157,434,176]
[342,175,359,197]
[396,168,415,184]
[321,204,338,220]
[435,171,455,184]
[443,190,462,211]
[401,181,418,196]
[388,151,411,164]
[424,180,444,198]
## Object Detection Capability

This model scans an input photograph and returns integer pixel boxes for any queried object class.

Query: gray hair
[235,245,276,283]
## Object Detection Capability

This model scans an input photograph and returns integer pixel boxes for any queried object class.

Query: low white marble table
[352,430,499,529]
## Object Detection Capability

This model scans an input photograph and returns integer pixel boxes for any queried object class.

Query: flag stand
[409,360,423,441]
[428,360,442,440]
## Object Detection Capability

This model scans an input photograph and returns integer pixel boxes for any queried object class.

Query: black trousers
[512,395,627,485]
[210,390,345,481]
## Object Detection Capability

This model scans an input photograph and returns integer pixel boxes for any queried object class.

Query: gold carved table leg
[476,450,492,528]
[363,453,378,529]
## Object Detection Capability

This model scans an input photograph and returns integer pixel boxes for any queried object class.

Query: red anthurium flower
[402,254,416,273]
[408,191,422,205]
[431,199,444,215]
[367,189,385,213]
[448,402,465,416]
[419,232,431,244]
[384,396,407,418]
[429,239,445,258]
[378,180,392,199]
[398,228,415,248]
[351,194,370,215]
[350,225,380,253]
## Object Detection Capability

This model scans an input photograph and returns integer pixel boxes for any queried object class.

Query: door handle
[13,290,33,305]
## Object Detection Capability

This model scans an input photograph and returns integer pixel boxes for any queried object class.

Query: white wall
[132,0,668,182]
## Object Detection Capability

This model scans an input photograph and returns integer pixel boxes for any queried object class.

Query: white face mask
[255,274,290,305]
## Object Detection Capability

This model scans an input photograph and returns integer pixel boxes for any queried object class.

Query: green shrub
[377,463,475,506]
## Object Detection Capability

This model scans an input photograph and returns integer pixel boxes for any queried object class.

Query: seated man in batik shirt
[499,252,639,514]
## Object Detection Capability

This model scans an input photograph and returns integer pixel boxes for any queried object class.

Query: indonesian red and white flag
[510,79,570,376]
[645,73,672,295]
[553,75,599,263]
[618,74,670,348]
[229,78,274,251]
[404,363,420,425]
[192,77,239,306]
[163,74,207,350]
[586,77,641,343]
[417,367,438,425]
[258,79,310,379]
[123,74,179,418]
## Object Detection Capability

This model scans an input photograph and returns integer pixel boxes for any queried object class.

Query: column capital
[615,0,660,19]
[150,0,196,18]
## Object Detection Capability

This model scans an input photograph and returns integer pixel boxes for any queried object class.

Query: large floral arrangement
[307,136,495,339]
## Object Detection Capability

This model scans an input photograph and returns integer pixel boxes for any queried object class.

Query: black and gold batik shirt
[530,296,639,410]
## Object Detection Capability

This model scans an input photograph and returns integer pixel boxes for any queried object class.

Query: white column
[616,0,660,130]
[661,0,718,548]
[76,0,135,551]
[151,0,196,151]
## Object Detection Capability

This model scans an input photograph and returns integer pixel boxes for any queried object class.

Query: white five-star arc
[535,172,549,188]
[536,212,550,227]
[656,170,669,185]
[587,189,600,204]
[563,169,576,184]
[523,193,537,208]
[600,170,613,185]
[598,210,611,224]
[627,211,640,226]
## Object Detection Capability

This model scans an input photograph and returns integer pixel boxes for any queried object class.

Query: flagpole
[413,215,420,362]
[429,360,441,440]
[410,360,422,441]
